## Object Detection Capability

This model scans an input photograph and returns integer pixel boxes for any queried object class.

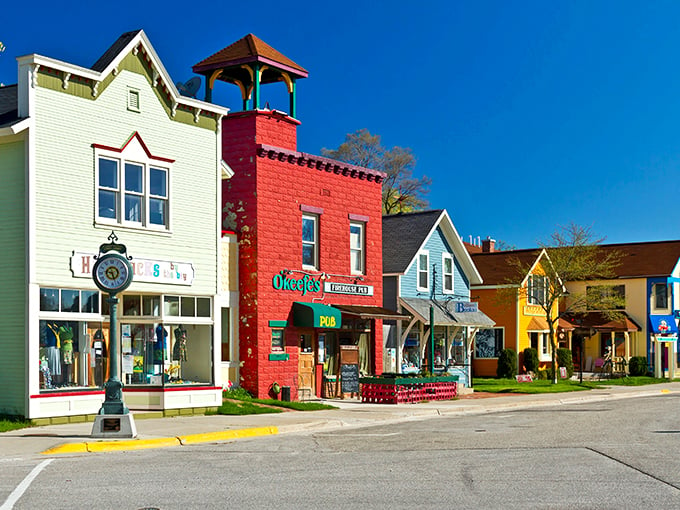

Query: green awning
[293,302,341,329]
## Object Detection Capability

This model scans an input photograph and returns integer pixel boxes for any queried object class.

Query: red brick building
[194,35,403,399]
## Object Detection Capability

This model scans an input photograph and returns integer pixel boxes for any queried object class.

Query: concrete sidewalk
[2,382,678,457]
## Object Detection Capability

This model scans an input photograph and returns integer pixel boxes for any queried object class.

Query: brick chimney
[482,237,496,253]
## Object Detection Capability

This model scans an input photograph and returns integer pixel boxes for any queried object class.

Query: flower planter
[359,375,458,404]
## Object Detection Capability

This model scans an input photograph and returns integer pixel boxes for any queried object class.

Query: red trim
[92,131,175,163]
[31,390,105,399]
[123,386,221,393]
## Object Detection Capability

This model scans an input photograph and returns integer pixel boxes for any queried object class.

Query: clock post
[91,231,137,438]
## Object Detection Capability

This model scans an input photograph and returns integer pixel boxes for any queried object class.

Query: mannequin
[173,325,188,362]
[58,325,74,384]
[46,323,62,382]
[155,324,168,362]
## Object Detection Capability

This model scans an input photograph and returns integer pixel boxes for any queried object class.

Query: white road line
[0,459,53,510]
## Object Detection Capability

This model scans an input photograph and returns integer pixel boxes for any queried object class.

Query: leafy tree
[321,129,431,214]
[505,224,624,384]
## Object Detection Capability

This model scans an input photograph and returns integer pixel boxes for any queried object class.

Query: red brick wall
[223,111,383,398]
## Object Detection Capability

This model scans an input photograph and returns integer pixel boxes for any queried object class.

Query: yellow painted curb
[179,426,279,445]
[87,437,181,452]
[41,443,89,455]
[40,427,278,454]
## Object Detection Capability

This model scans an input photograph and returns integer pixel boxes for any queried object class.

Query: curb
[41,426,279,455]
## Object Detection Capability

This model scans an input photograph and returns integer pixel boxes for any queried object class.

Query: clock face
[93,254,133,293]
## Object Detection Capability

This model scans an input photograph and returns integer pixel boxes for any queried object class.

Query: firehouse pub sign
[272,270,373,296]
[71,252,195,286]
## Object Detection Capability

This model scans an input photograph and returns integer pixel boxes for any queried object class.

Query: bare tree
[321,129,431,214]
[505,224,623,383]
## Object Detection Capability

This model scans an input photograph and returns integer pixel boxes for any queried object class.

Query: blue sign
[455,301,478,313]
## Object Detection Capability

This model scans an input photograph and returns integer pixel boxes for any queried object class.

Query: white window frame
[302,213,319,270]
[652,283,670,313]
[527,275,547,305]
[530,331,552,362]
[95,147,171,231]
[350,221,365,275]
[417,250,429,292]
[442,253,454,294]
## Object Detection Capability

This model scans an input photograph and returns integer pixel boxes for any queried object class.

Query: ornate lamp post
[91,232,137,438]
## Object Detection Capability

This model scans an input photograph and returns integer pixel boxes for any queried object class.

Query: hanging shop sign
[323,281,374,296]
[71,252,194,285]
[454,301,478,313]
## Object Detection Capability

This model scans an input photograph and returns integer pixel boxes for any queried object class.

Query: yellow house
[468,246,563,377]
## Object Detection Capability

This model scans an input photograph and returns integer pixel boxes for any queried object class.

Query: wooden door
[298,352,315,400]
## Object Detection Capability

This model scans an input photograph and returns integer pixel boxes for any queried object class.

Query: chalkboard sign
[340,364,359,393]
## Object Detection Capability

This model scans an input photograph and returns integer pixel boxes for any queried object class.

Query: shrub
[496,348,518,379]
[629,356,649,377]
[522,347,539,374]
[556,348,574,378]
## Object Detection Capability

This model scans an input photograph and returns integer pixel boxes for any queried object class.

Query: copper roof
[527,317,549,331]
[193,34,308,77]
[470,249,542,286]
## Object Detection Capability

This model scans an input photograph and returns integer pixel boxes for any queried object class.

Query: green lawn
[0,415,32,433]
[472,376,675,394]
[213,388,337,415]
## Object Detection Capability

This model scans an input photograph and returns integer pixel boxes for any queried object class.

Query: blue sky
[2,1,680,248]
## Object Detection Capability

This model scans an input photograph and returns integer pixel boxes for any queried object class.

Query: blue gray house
[382,210,494,385]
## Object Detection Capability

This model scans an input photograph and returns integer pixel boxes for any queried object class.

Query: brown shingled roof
[593,240,680,278]
[471,249,542,286]
[193,34,308,77]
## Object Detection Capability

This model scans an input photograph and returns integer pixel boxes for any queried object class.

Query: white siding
[32,71,219,295]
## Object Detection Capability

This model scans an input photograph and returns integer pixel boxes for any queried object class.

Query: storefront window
[402,331,420,372]
[121,323,213,386]
[475,328,504,358]
[38,288,214,390]
[39,320,108,391]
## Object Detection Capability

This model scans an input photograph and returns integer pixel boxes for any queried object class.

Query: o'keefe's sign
[71,252,194,285]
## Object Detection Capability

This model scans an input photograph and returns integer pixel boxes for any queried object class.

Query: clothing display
[58,325,74,364]
[173,326,188,362]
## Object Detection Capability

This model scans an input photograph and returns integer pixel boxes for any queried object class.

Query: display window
[121,323,213,386]
[402,331,421,372]
[38,287,214,391]
[39,320,109,391]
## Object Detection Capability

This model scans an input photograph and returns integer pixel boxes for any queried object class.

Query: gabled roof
[192,34,308,78]
[91,30,143,72]
[382,210,483,285]
[470,249,543,287]
[594,240,680,278]
[0,84,18,127]
[16,30,229,119]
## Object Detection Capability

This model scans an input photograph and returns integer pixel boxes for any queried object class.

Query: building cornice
[256,143,385,183]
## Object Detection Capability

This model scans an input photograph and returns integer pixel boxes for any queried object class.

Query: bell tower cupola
[192,34,308,119]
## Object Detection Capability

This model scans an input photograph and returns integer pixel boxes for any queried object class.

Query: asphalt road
[3,394,680,509]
